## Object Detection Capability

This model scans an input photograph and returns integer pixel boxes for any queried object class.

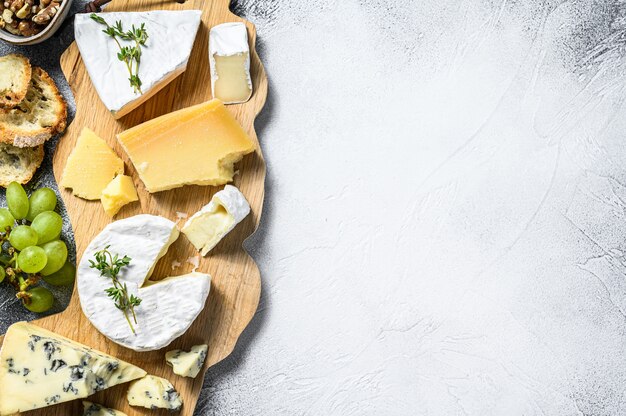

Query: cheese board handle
[83,0,185,13]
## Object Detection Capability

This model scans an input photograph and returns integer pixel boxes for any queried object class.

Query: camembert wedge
[117,99,256,192]
[182,185,250,255]
[209,22,253,104]
[61,127,124,200]
[75,11,202,119]
[0,322,146,416]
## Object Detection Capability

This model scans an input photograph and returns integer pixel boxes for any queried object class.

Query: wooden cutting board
[0,0,267,414]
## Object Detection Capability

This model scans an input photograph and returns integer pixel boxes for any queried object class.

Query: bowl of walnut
[0,0,72,45]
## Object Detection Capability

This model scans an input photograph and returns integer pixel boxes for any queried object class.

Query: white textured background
[2,0,626,414]
[201,1,626,415]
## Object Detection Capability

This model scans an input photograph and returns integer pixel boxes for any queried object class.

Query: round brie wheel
[77,214,211,352]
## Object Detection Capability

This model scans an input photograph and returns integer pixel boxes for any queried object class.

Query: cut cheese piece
[77,215,211,351]
[182,185,250,255]
[117,99,255,192]
[127,375,183,411]
[0,322,146,416]
[75,11,202,119]
[61,127,124,200]
[101,175,139,217]
[165,344,208,378]
[209,22,253,104]
[83,401,128,416]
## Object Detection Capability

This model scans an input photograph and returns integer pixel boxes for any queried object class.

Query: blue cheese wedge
[77,215,211,352]
[127,375,183,411]
[75,10,201,119]
[165,344,208,378]
[0,322,146,416]
[181,185,251,255]
[83,401,128,416]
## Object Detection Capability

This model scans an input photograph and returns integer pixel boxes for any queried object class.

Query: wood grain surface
[0,0,267,414]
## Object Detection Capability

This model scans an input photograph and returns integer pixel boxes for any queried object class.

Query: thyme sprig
[89,246,142,334]
[90,13,148,94]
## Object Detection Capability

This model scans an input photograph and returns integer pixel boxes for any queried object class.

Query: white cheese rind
[77,214,211,352]
[165,344,208,378]
[75,10,202,118]
[0,322,146,416]
[182,185,251,255]
[83,401,128,416]
[127,375,183,411]
[209,22,253,104]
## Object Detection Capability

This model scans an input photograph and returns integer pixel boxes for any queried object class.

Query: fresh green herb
[89,245,142,334]
[90,13,149,94]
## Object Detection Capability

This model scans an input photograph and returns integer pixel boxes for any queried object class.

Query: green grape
[8,225,38,250]
[18,246,47,274]
[0,208,14,230]
[31,211,62,244]
[23,286,54,313]
[26,188,57,222]
[6,182,29,220]
[39,240,67,276]
[43,261,75,286]
[0,266,5,283]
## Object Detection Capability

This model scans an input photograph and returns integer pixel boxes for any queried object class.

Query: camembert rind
[77,215,211,352]
[83,401,128,416]
[75,11,202,119]
[209,22,253,104]
[165,344,208,378]
[182,185,251,255]
[117,99,256,192]
[0,322,146,416]
[127,375,183,411]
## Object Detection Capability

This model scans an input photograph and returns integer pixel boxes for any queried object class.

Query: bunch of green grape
[0,182,75,313]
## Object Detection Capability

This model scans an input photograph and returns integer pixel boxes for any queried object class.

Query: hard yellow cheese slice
[101,174,139,217]
[117,99,255,193]
[61,127,124,200]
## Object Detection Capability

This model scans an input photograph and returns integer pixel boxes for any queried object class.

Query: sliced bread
[0,54,32,109]
[0,67,67,148]
[0,143,44,187]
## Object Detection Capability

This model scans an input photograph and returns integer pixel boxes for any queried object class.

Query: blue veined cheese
[74,10,201,119]
[181,185,251,256]
[0,322,146,416]
[83,401,128,416]
[127,375,183,411]
[165,344,208,378]
[77,214,212,352]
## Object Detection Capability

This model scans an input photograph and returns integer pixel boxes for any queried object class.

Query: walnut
[31,1,57,24]
[3,17,19,34]
[2,8,13,24]
[17,18,38,35]
[15,0,32,19]
[39,0,50,7]
[7,0,23,14]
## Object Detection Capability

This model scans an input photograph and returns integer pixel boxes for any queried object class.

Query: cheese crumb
[186,255,200,272]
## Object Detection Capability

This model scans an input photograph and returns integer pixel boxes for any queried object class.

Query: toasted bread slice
[0,54,32,109]
[0,143,44,187]
[0,67,67,148]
